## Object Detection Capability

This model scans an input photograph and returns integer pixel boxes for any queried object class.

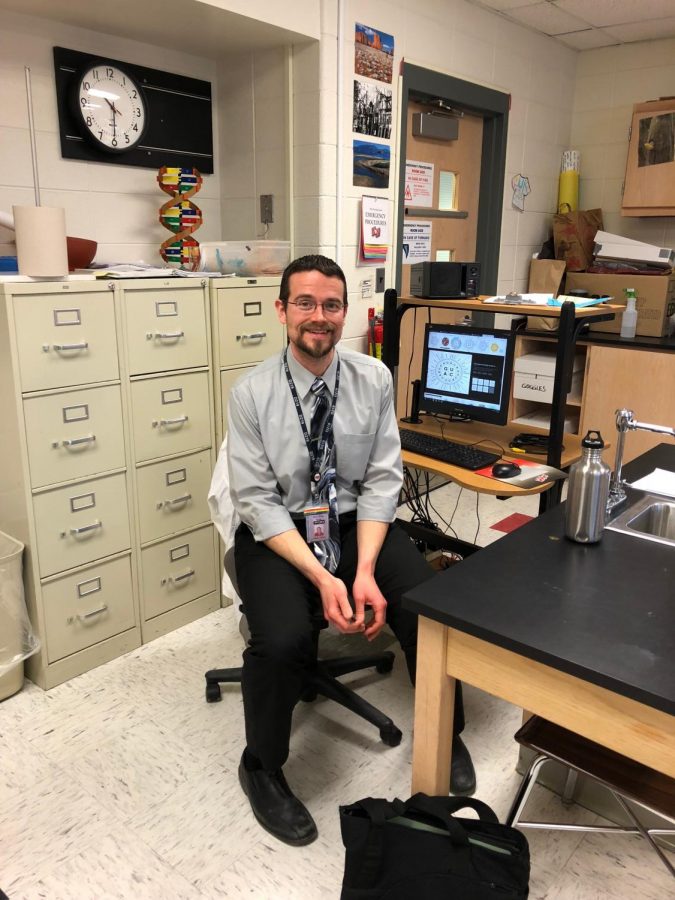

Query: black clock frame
[54,46,214,173]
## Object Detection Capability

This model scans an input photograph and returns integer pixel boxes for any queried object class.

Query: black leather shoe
[238,754,318,846]
[450,736,476,796]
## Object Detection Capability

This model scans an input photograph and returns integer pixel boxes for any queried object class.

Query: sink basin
[605,494,675,548]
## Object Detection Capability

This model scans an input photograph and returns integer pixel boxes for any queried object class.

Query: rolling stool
[204,548,403,747]
[506,716,675,877]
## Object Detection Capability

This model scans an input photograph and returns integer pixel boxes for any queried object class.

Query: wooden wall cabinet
[622,99,675,217]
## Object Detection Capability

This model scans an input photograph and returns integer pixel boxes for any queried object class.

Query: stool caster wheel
[205,682,222,703]
[380,724,402,746]
[376,654,395,674]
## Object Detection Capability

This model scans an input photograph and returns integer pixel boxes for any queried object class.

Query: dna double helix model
[157,166,203,270]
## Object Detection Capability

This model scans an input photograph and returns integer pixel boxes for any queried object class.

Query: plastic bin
[0,531,38,701]
[199,241,290,276]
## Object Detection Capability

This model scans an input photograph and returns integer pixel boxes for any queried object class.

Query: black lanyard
[283,348,341,481]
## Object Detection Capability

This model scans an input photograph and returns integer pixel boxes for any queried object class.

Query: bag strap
[404,793,500,843]
[349,798,404,888]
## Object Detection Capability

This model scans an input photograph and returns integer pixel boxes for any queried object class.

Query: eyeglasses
[287,299,346,316]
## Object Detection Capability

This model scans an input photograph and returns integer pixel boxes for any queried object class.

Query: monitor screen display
[418,323,515,426]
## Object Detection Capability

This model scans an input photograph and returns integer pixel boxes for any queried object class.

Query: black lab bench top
[403,444,675,716]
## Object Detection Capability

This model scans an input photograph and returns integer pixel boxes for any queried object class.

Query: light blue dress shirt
[227,348,403,542]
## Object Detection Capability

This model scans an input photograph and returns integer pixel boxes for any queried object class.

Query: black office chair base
[204,649,402,747]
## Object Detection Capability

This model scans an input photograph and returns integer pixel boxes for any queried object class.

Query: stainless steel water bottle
[565,430,611,543]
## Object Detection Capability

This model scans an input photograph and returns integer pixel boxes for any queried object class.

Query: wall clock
[75,61,147,153]
[53,47,214,172]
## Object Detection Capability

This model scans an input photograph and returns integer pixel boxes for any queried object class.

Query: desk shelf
[383,293,619,511]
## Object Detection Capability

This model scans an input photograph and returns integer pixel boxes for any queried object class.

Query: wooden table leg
[411,616,455,795]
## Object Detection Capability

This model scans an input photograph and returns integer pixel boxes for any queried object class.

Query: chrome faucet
[607,408,675,511]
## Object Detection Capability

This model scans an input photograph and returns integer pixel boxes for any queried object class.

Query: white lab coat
[207,434,243,623]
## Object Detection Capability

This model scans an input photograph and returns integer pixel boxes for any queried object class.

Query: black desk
[403,444,675,795]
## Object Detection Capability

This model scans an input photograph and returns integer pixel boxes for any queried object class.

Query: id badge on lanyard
[304,503,330,542]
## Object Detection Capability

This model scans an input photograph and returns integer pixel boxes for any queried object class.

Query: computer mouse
[491,461,522,479]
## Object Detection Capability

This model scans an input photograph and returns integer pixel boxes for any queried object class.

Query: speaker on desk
[410,261,481,299]
[400,379,422,424]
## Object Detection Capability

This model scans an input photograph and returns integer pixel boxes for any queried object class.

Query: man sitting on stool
[226,254,476,846]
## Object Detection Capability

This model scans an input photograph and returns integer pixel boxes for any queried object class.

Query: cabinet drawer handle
[152,415,189,429]
[43,341,90,353]
[161,568,195,587]
[156,493,192,510]
[52,434,97,449]
[76,603,109,623]
[146,331,184,342]
[61,520,102,538]
[236,331,266,344]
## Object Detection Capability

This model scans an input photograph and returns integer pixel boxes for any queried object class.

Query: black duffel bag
[339,793,530,899]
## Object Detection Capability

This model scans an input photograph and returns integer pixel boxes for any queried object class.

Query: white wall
[572,38,675,249]
[217,47,289,241]
[0,10,222,265]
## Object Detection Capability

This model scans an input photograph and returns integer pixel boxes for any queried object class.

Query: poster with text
[353,140,390,189]
[359,195,390,265]
[404,160,434,207]
[355,23,394,84]
[402,221,432,263]
[353,80,392,140]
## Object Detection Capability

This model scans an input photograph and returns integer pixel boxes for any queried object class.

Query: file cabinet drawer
[136,450,212,544]
[43,555,135,662]
[130,371,211,462]
[123,287,208,375]
[216,286,281,367]
[32,473,131,577]
[23,385,125,488]
[141,526,217,620]
[13,291,119,392]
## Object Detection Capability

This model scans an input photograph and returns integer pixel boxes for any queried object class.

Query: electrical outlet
[375,267,385,293]
[260,194,274,224]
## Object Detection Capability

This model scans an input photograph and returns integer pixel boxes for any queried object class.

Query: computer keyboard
[399,428,500,471]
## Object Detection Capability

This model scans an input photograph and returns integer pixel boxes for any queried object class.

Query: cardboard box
[565,272,675,337]
[513,351,584,404]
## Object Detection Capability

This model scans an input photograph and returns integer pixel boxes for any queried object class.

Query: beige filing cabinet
[0,278,221,689]
[210,277,285,447]
[117,278,220,642]
[0,280,140,689]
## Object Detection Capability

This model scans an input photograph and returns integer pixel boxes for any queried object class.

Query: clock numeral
[93,69,99,80]
[83,81,90,91]
[86,116,93,126]
[135,108,141,118]
[131,90,137,99]
[98,131,103,140]
[111,138,118,148]
[124,134,130,144]
[106,67,113,78]
[132,123,138,132]
[80,97,87,107]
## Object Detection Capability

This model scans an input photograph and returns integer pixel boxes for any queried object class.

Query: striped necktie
[309,377,340,573]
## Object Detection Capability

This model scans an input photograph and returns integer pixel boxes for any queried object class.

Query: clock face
[76,62,147,153]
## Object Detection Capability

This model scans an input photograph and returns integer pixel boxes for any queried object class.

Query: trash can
[0,531,39,701]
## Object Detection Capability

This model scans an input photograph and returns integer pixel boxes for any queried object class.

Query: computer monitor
[418,323,515,426]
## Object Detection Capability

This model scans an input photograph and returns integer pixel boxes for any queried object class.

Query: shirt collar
[285,347,338,400]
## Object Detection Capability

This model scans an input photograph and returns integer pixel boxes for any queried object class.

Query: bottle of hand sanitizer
[620,288,637,339]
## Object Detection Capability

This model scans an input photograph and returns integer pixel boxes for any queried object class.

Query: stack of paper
[593,231,674,269]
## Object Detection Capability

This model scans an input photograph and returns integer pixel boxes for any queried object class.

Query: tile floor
[1,481,673,899]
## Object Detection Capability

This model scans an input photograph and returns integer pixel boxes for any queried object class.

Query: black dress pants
[234,513,465,771]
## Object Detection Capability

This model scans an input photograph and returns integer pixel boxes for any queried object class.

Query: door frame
[396,63,509,294]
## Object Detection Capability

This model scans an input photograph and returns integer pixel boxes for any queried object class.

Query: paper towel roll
[13,206,68,278]
[557,170,579,214]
